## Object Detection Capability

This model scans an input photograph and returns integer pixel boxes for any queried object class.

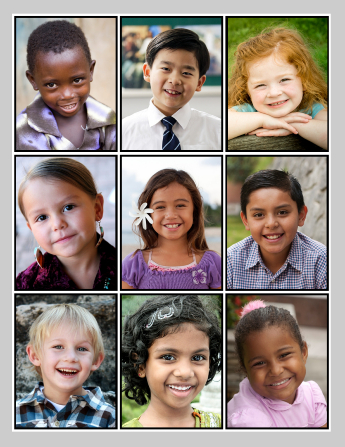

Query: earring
[95,221,104,248]
[34,246,44,268]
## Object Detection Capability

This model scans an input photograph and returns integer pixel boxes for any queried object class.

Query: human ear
[91,352,104,371]
[298,205,308,227]
[195,75,206,92]
[89,60,96,82]
[301,341,308,363]
[26,222,32,231]
[240,211,250,231]
[26,70,39,91]
[143,63,151,83]
[95,194,104,221]
[26,345,41,366]
[138,364,146,378]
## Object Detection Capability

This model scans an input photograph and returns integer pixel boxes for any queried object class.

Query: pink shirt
[227,378,327,428]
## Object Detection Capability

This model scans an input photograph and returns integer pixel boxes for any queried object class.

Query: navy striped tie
[161,117,181,151]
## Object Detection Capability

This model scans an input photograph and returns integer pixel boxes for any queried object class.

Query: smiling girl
[227,300,327,428]
[16,157,115,290]
[122,169,221,290]
[122,295,222,428]
[228,27,327,149]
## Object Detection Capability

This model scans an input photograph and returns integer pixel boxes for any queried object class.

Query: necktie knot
[162,116,176,131]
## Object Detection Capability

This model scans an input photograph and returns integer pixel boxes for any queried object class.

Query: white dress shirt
[122,99,221,151]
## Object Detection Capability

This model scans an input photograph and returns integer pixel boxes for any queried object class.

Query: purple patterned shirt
[16,239,116,290]
[122,250,221,290]
[16,94,116,151]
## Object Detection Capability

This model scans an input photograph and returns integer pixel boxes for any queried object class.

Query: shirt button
[271,279,275,283]
[54,421,60,427]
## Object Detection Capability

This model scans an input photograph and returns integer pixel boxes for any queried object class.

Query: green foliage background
[228,17,328,80]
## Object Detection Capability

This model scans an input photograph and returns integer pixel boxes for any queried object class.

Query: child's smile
[26,46,95,118]
[247,54,304,118]
[27,323,103,405]
[23,178,103,262]
[150,182,194,242]
[139,323,210,414]
[243,325,308,405]
[143,49,206,116]
[241,188,307,270]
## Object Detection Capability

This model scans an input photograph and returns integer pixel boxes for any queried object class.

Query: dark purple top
[122,250,221,290]
[16,239,116,290]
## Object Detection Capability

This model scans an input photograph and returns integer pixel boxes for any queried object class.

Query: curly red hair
[228,27,327,115]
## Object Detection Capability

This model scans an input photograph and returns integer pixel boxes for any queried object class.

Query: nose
[165,206,178,219]
[173,360,194,380]
[269,360,284,377]
[60,85,75,100]
[52,214,67,231]
[267,83,282,97]
[265,215,278,229]
[63,347,78,363]
[168,71,182,86]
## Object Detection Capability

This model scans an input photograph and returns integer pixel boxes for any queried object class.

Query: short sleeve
[227,407,273,428]
[308,381,327,427]
[232,104,257,113]
[208,251,222,288]
[299,103,325,119]
[122,251,145,288]
[226,248,233,289]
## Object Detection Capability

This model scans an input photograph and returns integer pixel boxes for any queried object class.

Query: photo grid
[13,14,329,431]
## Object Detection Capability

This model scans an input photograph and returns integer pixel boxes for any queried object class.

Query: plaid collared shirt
[16,382,115,428]
[227,232,327,290]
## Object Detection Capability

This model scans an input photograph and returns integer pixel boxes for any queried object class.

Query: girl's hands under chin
[251,112,312,137]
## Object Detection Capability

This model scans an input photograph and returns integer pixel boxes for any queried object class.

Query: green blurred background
[228,17,328,80]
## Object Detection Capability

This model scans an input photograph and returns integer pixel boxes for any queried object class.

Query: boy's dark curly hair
[27,20,92,73]
[122,295,222,406]
[235,304,304,373]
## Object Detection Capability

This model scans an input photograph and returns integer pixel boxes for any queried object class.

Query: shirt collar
[17,381,105,411]
[245,233,303,272]
[147,98,191,129]
[25,94,115,136]
[247,378,304,411]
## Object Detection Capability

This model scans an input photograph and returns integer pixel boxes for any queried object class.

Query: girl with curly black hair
[122,295,222,428]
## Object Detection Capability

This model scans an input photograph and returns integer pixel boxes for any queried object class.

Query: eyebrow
[249,72,296,84]
[151,198,190,207]
[49,338,92,345]
[41,71,88,82]
[247,346,294,364]
[249,204,293,212]
[159,60,196,71]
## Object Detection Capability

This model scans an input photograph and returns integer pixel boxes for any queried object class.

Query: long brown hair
[228,27,327,114]
[133,169,209,254]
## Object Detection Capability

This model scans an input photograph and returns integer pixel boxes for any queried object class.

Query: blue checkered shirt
[16,382,115,428]
[227,232,327,290]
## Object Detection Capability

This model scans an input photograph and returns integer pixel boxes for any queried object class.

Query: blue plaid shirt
[227,232,327,290]
[16,382,115,428]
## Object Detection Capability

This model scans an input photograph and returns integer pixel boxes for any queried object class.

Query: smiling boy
[227,170,327,289]
[122,28,221,151]
[16,304,115,428]
[16,20,116,150]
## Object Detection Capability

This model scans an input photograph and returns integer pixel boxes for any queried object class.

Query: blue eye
[53,345,63,350]
[77,347,88,352]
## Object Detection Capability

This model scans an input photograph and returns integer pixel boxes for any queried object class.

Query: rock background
[270,157,327,245]
[16,294,116,407]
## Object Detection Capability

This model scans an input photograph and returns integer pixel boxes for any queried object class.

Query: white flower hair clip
[129,201,154,230]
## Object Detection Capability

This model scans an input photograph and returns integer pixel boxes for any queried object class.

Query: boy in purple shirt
[227,169,327,289]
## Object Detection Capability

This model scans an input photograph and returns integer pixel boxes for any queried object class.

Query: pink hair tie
[241,300,266,318]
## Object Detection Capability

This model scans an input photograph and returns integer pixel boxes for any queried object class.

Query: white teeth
[265,235,281,240]
[165,89,180,95]
[168,385,192,391]
[165,224,180,228]
[270,100,286,106]
[61,104,76,109]
[270,378,290,386]
[58,369,77,373]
